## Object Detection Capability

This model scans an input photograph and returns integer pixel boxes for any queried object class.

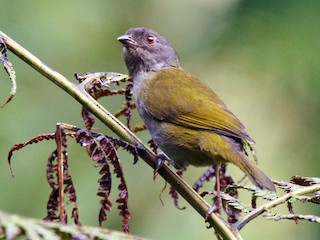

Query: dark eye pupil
[146,36,155,44]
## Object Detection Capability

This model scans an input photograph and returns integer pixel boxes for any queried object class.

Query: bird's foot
[205,205,219,222]
[135,142,170,179]
[205,195,222,224]
[135,141,147,156]
[153,152,170,180]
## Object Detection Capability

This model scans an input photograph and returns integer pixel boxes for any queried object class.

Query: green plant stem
[0,31,242,240]
[235,183,320,230]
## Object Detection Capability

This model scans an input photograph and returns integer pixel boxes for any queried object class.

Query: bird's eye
[146,35,156,44]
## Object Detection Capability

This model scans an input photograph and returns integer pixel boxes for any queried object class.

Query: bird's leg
[135,142,170,179]
[205,164,222,221]
[215,163,222,214]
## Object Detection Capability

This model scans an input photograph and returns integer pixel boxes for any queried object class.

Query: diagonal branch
[234,183,320,230]
[0,31,241,240]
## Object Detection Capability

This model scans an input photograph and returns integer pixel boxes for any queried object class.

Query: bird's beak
[117,35,138,47]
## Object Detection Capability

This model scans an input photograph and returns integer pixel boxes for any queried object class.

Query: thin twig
[55,124,66,223]
[234,184,320,230]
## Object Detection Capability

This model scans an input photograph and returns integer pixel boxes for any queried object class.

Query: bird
[117,27,276,192]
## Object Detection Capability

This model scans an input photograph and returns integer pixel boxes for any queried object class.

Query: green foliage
[0,210,145,240]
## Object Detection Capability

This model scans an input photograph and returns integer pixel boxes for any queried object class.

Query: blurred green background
[1,0,319,239]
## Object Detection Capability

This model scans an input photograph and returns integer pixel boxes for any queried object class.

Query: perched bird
[117,27,276,192]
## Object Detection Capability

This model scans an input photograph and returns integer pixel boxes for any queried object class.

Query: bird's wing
[143,68,253,142]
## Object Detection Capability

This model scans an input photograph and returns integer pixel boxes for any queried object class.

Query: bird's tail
[235,152,276,192]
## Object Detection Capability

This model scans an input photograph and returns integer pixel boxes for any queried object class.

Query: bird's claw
[205,204,220,223]
[153,152,170,180]
[135,142,170,180]
[135,142,147,155]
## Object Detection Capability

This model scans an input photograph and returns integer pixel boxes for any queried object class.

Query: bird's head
[117,27,179,76]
